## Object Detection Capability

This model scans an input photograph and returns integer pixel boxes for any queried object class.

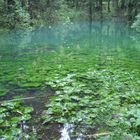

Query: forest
[0,0,140,29]
[0,0,140,140]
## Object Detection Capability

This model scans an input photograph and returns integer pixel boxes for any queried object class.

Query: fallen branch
[0,95,49,103]
[0,97,36,103]
[72,132,112,138]
[85,132,112,138]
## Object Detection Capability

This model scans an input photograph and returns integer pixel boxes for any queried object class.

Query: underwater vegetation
[0,21,140,139]
[0,101,33,139]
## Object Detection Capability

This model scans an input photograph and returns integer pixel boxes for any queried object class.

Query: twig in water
[72,132,112,138]
[0,95,48,103]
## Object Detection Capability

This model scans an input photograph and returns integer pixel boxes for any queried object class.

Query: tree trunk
[120,0,125,9]
[108,0,111,12]
[99,0,103,11]
[112,0,119,14]
[6,0,15,11]
[89,0,93,33]
[75,0,78,10]
[89,0,93,22]
[21,0,27,8]
[28,0,33,20]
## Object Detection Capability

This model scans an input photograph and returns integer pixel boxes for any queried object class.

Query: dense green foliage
[0,0,140,28]
[0,101,33,139]
[0,0,30,29]
[132,13,140,32]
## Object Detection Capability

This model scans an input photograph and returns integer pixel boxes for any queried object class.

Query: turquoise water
[0,20,140,67]
[0,21,140,88]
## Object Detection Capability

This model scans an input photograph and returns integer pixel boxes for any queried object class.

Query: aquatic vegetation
[0,101,33,139]
[0,88,8,97]
[0,21,140,139]
[42,67,140,139]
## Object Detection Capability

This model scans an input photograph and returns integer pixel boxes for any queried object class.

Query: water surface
[0,20,140,139]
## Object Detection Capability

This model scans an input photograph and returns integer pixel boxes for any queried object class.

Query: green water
[0,20,140,139]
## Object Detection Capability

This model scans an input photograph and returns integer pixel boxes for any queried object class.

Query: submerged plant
[0,101,33,139]
[43,69,140,139]
[0,22,140,139]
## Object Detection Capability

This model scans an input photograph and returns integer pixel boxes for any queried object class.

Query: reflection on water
[60,124,84,140]
[0,19,140,55]
[60,124,72,140]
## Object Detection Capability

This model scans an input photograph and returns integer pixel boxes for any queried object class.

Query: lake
[0,20,140,139]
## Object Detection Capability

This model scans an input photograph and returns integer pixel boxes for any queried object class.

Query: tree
[107,0,111,12]
[112,0,119,14]
[0,0,139,29]
[132,13,140,32]
[0,0,30,29]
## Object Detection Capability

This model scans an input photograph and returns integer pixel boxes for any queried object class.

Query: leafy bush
[0,0,30,29]
[132,14,140,32]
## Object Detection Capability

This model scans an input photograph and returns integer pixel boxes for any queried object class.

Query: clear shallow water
[0,20,140,139]
[1,20,140,85]
[0,20,140,67]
